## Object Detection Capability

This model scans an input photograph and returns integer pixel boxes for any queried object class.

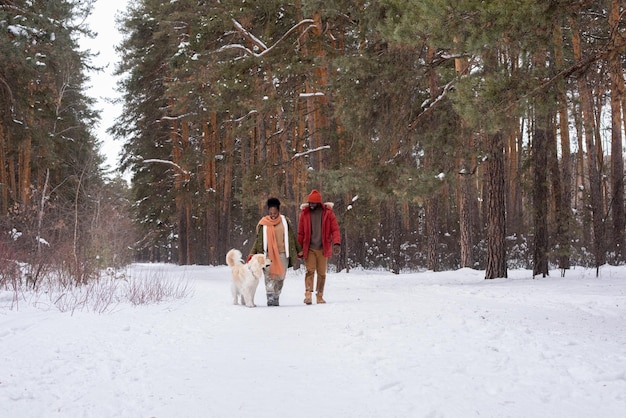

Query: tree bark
[0,123,8,214]
[19,135,32,207]
[532,123,549,278]
[572,17,606,268]
[553,22,572,270]
[425,45,440,272]
[454,45,475,268]
[609,0,625,262]
[204,113,219,265]
[485,131,507,279]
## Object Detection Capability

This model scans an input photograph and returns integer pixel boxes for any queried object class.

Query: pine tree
[1,0,109,281]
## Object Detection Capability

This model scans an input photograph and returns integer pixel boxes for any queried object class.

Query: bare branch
[160,112,196,121]
[0,75,15,105]
[502,39,626,113]
[216,19,316,58]
[142,159,189,175]
[409,79,455,130]
[292,145,331,160]
[225,110,258,124]
[232,18,268,51]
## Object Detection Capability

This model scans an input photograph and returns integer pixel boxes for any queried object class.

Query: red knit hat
[307,189,323,203]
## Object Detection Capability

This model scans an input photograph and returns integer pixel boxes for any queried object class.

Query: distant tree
[0,0,115,281]
[110,0,624,273]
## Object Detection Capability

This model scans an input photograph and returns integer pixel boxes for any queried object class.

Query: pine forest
[1,0,625,281]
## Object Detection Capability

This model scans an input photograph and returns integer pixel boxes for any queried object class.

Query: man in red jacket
[297,189,341,304]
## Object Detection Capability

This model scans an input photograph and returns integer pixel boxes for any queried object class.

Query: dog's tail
[226,249,243,267]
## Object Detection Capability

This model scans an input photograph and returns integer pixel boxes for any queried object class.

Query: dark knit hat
[307,189,323,203]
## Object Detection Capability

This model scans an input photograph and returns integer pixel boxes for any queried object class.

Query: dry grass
[0,264,192,314]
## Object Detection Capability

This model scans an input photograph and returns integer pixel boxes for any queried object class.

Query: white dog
[225,249,271,307]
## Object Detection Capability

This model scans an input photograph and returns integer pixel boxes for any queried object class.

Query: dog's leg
[232,284,240,305]
[244,289,256,307]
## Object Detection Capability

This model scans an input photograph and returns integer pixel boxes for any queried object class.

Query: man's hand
[333,244,341,256]
[297,252,304,259]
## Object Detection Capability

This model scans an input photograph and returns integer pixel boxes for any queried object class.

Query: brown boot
[315,275,326,304]
[304,275,314,305]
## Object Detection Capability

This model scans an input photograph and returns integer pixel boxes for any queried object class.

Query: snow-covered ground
[1,263,625,417]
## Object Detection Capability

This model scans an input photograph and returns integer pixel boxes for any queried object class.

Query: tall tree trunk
[572,17,606,268]
[292,99,308,203]
[505,122,523,238]
[19,134,32,207]
[301,12,330,174]
[19,83,37,208]
[457,163,475,268]
[181,120,193,264]
[425,45,440,271]
[221,128,234,256]
[0,123,8,214]
[291,0,309,202]
[609,0,625,262]
[532,117,550,278]
[204,113,219,265]
[553,22,572,270]
[454,44,475,268]
[546,117,568,272]
[572,103,590,245]
[485,131,507,279]
[425,196,439,271]
[171,115,192,265]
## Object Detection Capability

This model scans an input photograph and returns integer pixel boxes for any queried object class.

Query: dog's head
[249,254,271,271]
[263,256,272,269]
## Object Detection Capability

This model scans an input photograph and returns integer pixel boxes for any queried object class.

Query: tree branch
[217,19,316,58]
[408,79,455,130]
[291,145,331,160]
[142,158,189,175]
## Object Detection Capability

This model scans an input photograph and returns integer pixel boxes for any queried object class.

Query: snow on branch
[226,110,258,124]
[292,145,331,160]
[409,79,455,130]
[142,159,189,175]
[232,19,267,51]
[299,92,325,98]
[160,112,196,121]
[216,19,316,58]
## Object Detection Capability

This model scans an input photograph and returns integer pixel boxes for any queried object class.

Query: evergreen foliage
[1,0,136,282]
[4,0,622,275]
[109,0,624,272]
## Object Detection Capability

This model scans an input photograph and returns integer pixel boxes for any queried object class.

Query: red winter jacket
[297,202,341,258]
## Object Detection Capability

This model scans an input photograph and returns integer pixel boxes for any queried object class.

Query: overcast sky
[81,0,128,175]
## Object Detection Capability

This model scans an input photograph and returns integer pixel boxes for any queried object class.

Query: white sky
[81,0,128,175]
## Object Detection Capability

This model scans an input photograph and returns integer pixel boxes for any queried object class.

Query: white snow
[1,263,625,417]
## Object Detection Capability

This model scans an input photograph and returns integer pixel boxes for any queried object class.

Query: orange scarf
[258,215,285,279]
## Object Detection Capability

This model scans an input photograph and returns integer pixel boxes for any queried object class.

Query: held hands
[297,252,304,259]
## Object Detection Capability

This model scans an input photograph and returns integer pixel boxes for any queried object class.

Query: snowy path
[1,264,625,417]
